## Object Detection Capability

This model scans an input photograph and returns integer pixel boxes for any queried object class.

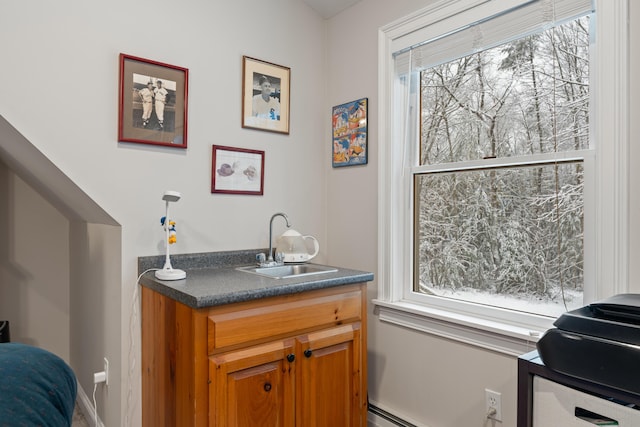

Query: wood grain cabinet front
[209,339,296,427]
[141,283,368,427]
[296,323,362,426]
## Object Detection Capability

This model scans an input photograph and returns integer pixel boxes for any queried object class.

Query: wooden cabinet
[210,339,296,426]
[296,325,361,426]
[142,283,367,427]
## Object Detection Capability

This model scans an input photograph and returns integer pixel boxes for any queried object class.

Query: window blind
[394,0,593,74]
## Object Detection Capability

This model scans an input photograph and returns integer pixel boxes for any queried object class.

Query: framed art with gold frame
[241,56,290,134]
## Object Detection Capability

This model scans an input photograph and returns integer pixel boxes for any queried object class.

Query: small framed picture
[211,145,265,195]
[118,54,188,148]
[241,56,290,134]
[332,98,368,167]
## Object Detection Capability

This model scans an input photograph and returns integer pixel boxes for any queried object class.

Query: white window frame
[375,0,629,356]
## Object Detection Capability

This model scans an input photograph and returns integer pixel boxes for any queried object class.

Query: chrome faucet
[259,212,291,267]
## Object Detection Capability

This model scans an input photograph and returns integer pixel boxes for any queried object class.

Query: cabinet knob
[304,349,313,358]
[287,353,295,363]
[264,382,272,392]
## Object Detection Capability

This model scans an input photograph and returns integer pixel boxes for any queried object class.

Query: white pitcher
[275,229,319,263]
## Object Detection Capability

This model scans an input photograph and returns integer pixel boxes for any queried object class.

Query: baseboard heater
[368,404,418,427]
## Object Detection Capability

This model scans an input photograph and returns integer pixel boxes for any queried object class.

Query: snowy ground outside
[429,287,584,318]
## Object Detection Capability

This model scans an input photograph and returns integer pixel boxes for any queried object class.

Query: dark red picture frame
[118,53,188,148]
[211,145,265,195]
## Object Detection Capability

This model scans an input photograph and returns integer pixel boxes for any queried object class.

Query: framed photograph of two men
[118,54,188,148]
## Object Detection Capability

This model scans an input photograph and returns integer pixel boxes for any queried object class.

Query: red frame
[118,53,188,148]
[211,145,265,195]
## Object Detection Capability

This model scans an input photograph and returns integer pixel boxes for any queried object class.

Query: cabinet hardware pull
[264,382,272,392]
[287,354,295,362]
[574,407,618,425]
[304,349,313,358]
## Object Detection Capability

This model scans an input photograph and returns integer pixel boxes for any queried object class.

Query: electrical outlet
[104,357,109,386]
[485,389,502,422]
[93,357,109,385]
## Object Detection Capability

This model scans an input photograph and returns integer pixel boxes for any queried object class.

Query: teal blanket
[0,343,77,426]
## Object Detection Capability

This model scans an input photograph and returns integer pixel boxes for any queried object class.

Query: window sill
[372,299,546,356]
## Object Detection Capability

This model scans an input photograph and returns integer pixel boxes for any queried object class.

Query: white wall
[0,0,327,424]
[0,162,70,359]
[629,2,640,290]
[69,221,122,424]
[1,0,638,426]
[326,0,640,426]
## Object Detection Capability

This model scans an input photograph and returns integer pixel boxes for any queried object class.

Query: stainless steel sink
[236,264,338,279]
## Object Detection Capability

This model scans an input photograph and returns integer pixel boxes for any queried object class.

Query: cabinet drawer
[533,377,640,426]
[207,288,362,353]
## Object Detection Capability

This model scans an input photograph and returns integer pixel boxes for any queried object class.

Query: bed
[0,343,77,426]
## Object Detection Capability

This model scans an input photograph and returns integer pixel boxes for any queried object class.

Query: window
[416,17,589,319]
[376,0,629,354]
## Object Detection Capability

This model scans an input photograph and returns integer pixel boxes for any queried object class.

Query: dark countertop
[138,249,374,309]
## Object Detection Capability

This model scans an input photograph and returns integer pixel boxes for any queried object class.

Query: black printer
[537,293,640,396]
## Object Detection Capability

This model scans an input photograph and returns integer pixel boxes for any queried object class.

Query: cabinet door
[296,323,364,427]
[210,339,296,427]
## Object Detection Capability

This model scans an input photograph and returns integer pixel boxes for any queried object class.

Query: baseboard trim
[76,383,104,427]
[368,404,420,427]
